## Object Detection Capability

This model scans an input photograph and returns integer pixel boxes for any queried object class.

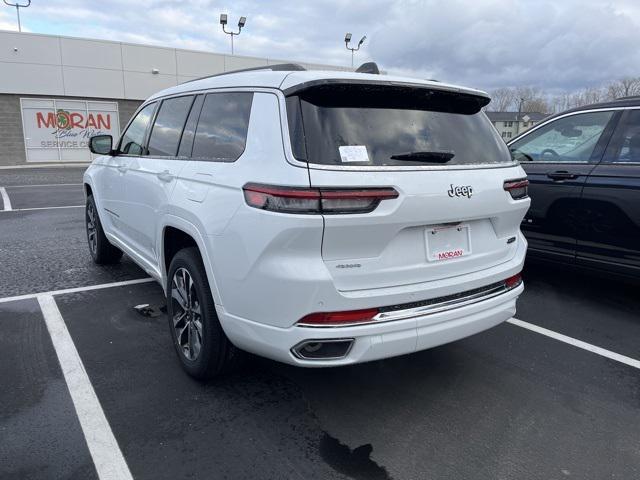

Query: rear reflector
[505,272,523,289]
[297,308,379,326]
[504,178,529,200]
[243,183,398,214]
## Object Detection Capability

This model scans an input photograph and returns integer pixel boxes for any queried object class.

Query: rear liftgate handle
[547,170,578,181]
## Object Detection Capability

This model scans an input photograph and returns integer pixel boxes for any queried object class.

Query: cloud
[9,0,640,93]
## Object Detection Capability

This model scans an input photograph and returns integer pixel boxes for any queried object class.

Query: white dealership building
[0,30,347,167]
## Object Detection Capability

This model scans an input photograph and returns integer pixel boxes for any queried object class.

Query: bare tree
[488,87,516,111]
[606,77,640,100]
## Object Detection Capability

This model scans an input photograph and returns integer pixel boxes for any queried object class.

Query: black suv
[509,97,640,279]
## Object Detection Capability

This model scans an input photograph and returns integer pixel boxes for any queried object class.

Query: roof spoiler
[355,62,380,74]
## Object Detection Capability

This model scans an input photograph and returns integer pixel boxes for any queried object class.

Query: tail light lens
[504,178,529,200]
[297,308,379,326]
[243,183,398,214]
[505,272,522,289]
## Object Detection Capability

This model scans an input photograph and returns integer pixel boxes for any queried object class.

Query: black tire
[167,247,243,379]
[86,195,123,265]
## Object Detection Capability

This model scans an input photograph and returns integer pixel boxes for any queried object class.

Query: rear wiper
[389,150,455,163]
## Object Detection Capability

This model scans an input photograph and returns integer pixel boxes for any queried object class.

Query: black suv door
[577,108,640,276]
[509,110,619,261]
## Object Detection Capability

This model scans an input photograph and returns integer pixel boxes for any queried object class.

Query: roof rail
[181,63,306,84]
[355,62,380,74]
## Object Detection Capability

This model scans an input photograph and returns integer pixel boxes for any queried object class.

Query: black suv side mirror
[89,135,113,155]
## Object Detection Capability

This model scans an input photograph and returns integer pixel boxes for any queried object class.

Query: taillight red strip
[242,183,398,214]
[505,272,523,289]
[298,308,379,326]
[504,179,529,190]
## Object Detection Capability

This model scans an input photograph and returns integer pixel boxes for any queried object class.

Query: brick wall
[0,94,142,167]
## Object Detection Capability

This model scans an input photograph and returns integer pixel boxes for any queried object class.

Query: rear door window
[285,83,507,167]
[147,95,195,157]
[191,92,253,161]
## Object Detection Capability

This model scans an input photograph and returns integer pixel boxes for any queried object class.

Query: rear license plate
[425,224,471,261]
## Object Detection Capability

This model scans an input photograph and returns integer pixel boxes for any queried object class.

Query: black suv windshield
[285,83,510,167]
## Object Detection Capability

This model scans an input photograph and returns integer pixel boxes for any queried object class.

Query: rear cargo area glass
[286,84,511,167]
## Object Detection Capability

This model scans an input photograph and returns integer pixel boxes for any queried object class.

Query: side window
[119,103,156,156]
[177,94,204,158]
[147,96,194,157]
[606,109,640,163]
[510,111,614,163]
[191,92,253,161]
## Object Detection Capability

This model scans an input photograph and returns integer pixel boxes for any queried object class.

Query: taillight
[503,178,529,200]
[297,308,379,326]
[243,183,398,214]
[505,272,522,289]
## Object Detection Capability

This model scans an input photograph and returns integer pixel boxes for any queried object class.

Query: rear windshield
[285,83,511,167]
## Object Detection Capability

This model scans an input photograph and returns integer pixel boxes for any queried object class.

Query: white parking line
[0,205,84,213]
[7,183,83,188]
[509,318,640,370]
[0,187,12,211]
[38,295,134,480]
[0,277,155,304]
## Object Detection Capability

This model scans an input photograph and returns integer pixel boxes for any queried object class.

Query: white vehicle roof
[147,65,489,102]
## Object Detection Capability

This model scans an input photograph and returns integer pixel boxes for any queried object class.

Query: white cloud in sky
[4,0,640,92]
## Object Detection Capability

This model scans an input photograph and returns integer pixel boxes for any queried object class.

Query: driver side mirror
[89,135,113,155]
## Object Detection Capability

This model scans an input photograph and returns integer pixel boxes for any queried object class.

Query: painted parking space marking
[7,183,83,188]
[0,204,84,213]
[509,318,640,370]
[38,295,134,480]
[0,187,12,211]
[0,277,155,305]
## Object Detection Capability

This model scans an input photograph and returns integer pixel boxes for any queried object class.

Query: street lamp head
[238,16,246,28]
[358,35,366,46]
[344,33,352,44]
[219,13,227,26]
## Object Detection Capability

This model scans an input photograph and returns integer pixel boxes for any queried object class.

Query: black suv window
[606,109,640,163]
[191,92,253,161]
[147,96,195,157]
[119,103,156,155]
[285,83,506,167]
[510,111,614,163]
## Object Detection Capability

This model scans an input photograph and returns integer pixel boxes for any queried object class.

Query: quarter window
[191,92,253,161]
[607,109,640,163]
[147,96,195,157]
[119,103,156,155]
[510,111,614,163]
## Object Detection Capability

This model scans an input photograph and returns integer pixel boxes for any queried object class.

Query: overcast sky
[1,0,639,93]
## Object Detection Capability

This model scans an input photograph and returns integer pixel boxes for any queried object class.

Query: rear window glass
[286,84,510,167]
[147,95,194,157]
[191,92,253,161]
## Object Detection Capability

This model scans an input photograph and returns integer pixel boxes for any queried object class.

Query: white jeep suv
[84,64,529,379]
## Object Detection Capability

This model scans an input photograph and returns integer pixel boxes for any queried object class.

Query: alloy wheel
[171,267,203,361]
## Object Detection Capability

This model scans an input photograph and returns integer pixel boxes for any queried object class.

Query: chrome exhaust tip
[291,338,354,360]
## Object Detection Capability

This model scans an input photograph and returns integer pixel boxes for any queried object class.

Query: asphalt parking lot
[1,167,639,480]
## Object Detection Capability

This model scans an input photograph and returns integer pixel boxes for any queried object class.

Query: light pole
[3,0,30,32]
[344,33,366,68]
[220,14,246,55]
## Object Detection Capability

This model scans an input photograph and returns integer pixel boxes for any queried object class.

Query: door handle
[157,170,175,183]
[117,164,128,173]
[547,170,578,181]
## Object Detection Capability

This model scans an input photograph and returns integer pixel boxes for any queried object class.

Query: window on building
[507,132,512,138]
[119,103,156,155]
[192,92,254,161]
[147,95,195,157]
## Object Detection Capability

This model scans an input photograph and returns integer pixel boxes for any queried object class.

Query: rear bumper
[218,281,522,367]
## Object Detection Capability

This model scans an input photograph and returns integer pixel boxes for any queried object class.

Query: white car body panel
[84,68,529,367]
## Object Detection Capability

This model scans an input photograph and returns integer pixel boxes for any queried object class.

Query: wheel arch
[160,215,223,306]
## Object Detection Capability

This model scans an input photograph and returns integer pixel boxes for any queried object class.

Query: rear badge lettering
[336,263,362,269]
[437,249,464,260]
[447,184,473,198]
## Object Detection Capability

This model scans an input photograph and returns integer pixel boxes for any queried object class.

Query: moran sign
[21,98,120,162]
